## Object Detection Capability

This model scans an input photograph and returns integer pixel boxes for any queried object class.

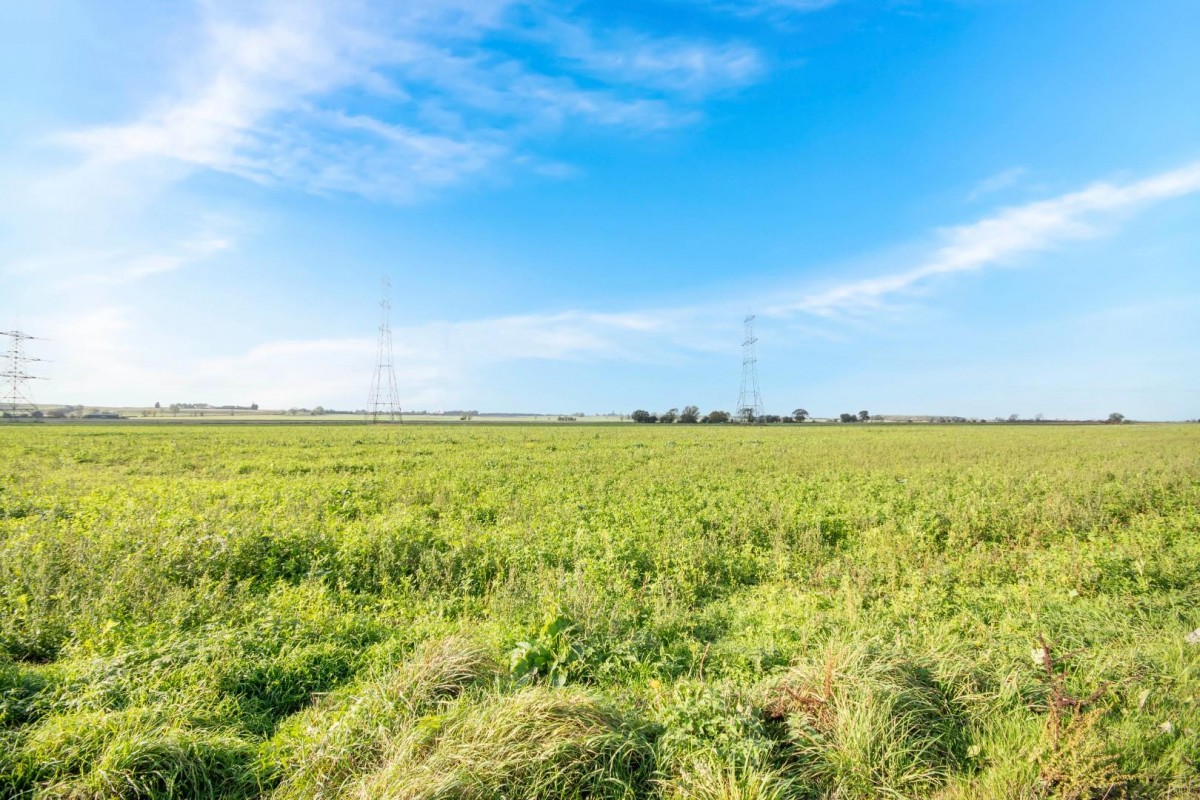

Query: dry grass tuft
[762,641,971,799]
[267,635,494,799]
[356,686,653,799]
[662,757,796,800]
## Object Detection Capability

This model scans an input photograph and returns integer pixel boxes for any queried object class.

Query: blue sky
[2,0,1198,418]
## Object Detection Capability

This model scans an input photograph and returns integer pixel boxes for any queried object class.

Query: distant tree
[858,410,870,422]
[736,407,757,424]
[761,414,782,424]
[703,410,731,424]
[311,406,325,416]
[659,408,678,424]
[839,412,857,423]
[1107,412,1126,424]
[792,408,809,422]
[1008,413,1020,422]
[1034,413,1045,422]
[250,403,259,411]
[631,409,656,424]
[154,401,161,409]
[169,403,181,417]
[679,405,700,424]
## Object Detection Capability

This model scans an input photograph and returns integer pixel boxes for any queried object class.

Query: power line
[736,313,763,419]
[365,278,402,423]
[1,331,46,417]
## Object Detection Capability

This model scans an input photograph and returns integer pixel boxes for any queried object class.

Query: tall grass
[267,635,493,799]
[16,707,258,799]
[764,642,972,797]
[358,686,653,799]
[2,423,1198,798]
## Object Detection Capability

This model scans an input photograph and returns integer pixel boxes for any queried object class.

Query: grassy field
[1,423,1198,798]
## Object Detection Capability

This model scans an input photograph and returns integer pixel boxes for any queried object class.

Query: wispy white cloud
[52,2,492,202]
[748,0,841,10]
[698,0,843,21]
[1,0,775,301]
[5,228,233,288]
[968,166,1027,201]
[534,16,765,96]
[48,0,767,203]
[21,155,1200,410]
[158,306,725,409]
[72,237,232,287]
[768,161,1200,317]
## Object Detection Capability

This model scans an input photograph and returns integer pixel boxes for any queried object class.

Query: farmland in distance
[2,423,1198,798]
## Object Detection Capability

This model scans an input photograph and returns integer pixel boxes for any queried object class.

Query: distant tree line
[631,408,1143,425]
[631,407,710,424]
[991,412,1130,424]
[631,407,813,424]
[159,402,259,411]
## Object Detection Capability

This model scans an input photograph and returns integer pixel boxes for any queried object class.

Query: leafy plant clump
[509,614,579,687]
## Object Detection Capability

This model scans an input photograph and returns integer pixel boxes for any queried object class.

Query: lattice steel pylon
[2,331,46,416]
[366,278,402,423]
[735,313,763,420]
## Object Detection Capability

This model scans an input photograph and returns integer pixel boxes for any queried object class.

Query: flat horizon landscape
[4,0,1199,797]
[3,423,1199,798]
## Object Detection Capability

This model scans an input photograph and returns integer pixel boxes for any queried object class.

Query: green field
[2,424,1198,798]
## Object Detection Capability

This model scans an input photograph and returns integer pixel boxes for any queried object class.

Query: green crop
[1,423,1198,798]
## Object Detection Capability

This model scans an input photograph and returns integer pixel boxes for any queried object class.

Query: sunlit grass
[2,423,1198,797]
